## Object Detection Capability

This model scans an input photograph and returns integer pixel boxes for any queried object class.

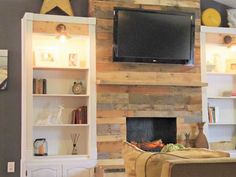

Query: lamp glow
[230,45,236,52]
[59,35,67,43]
[56,24,70,43]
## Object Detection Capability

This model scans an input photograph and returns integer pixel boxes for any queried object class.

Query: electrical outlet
[7,162,15,173]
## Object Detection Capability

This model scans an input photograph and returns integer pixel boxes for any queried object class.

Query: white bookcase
[201,26,236,156]
[21,13,97,177]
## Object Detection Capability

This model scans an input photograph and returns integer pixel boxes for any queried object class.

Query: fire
[131,139,164,151]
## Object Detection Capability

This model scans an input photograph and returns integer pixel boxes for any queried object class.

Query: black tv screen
[113,8,195,64]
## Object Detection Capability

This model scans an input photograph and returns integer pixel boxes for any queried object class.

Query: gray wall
[0,1,87,176]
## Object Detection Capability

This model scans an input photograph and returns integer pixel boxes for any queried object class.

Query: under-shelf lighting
[56,24,70,43]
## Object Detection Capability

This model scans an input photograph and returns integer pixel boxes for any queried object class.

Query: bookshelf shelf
[208,123,236,125]
[33,94,89,97]
[207,72,236,76]
[33,66,89,71]
[208,96,236,99]
[33,154,90,159]
[33,124,89,127]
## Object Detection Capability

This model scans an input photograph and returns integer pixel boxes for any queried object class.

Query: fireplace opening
[126,117,176,151]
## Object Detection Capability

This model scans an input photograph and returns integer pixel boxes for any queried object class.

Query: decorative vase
[195,122,209,149]
[72,143,78,155]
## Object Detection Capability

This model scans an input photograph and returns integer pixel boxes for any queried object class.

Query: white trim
[201,26,236,34]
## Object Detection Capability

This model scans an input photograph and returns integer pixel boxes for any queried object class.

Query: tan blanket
[122,141,230,177]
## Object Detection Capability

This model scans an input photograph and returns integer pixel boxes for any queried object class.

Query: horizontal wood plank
[97,71,206,87]
[97,159,124,166]
[97,141,123,153]
[33,21,88,35]
[97,71,200,80]
[97,124,121,136]
[97,110,134,118]
[97,117,126,124]
[97,135,124,142]
[96,63,201,73]
[135,0,200,8]
[94,1,140,19]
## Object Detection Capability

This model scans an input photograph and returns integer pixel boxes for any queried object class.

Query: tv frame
[113,7,195,65]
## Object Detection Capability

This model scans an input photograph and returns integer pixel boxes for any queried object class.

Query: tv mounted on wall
[113,7,195,64]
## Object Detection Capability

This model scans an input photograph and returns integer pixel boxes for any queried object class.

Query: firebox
[126,117,176,149]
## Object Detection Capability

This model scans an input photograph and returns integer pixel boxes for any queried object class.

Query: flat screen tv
[113,7,195,64]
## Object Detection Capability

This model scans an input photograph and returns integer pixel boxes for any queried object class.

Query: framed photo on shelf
[34,47,59,67]
[226,58,236,72]
[68,53,79,67]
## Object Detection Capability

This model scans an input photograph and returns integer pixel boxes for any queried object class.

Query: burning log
[131,139,164,151]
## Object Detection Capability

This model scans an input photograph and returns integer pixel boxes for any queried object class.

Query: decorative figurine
[184,132,191,148]
[48,105,64,124]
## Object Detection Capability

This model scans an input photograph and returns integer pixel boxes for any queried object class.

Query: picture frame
[34,47,59,67]
[68,52,79,67]
[0,49,8,90]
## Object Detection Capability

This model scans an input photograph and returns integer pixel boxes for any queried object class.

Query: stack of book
[33,78,47,94]
[72,106,87,124]
[208,106,219,123]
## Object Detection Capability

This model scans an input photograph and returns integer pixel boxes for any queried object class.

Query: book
[35,79,41,94]
[81,106,87,124]
[71,106,87,124]
[208,106,213,123]
[208,106,219,123]
[38,79,43,94]
[42,79,47,94]
[33,78,36,94]
[75,107,83,124]
[71,109,76,124]
[33,78,46,94]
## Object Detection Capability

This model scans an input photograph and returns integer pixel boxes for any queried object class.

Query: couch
[122,141,236,177]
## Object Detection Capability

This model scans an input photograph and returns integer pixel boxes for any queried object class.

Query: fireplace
[126,117,176,151]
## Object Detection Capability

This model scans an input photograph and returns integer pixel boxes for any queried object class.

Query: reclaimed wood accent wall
[89,0,201,160]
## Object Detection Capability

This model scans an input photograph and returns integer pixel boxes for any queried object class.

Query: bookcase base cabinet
[26,164,61,177]
[26,162,95,177]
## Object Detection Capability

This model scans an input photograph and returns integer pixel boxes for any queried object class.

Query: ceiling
[214,0,236,8]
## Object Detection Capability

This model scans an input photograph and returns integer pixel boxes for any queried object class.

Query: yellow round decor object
[202,8,221,27]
